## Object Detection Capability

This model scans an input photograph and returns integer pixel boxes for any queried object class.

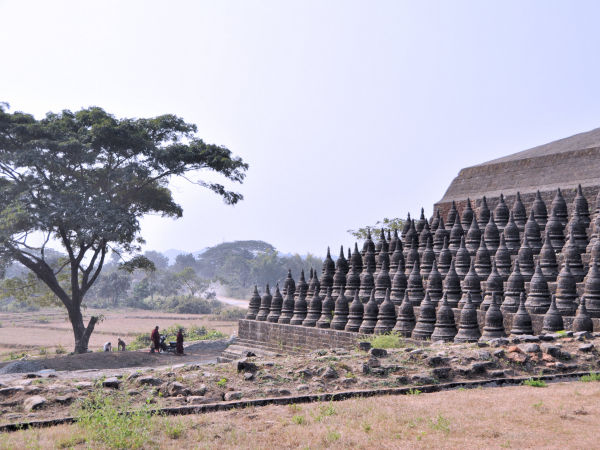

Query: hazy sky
[2,1,600,256]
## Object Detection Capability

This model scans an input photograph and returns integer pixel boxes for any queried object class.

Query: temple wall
[434,147,600,218]
[238,316,600,353]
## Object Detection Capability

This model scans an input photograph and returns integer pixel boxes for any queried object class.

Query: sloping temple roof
[437,127,600,206]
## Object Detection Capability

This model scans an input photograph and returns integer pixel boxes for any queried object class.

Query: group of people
[150,326,185,355]
[101,327,184,355]
[103,337,126,352]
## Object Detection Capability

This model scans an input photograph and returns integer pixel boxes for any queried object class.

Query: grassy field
[0,307,239,358]
[0,381,598,449]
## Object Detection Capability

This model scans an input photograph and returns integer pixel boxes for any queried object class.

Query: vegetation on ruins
[0,104,247,352]
[347,217,404,240]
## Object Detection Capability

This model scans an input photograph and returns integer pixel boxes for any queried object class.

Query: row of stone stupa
[244,185,600,333]
[246,284,594,342]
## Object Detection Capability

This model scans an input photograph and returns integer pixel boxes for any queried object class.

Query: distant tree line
[0,240,322,312]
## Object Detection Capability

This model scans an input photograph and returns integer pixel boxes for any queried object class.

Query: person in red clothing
[176,328,184,355]
[150,326,160,353]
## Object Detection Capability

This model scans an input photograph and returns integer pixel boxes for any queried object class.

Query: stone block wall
[238,319,364,352]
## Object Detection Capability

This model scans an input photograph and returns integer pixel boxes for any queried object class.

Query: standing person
[176,328,184,355]
[117,337,126,351]
[150,326,160,353]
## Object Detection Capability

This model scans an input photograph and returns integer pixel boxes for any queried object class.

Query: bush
[138,295,226,315]
[209,307,246,321]
[523,378,547,388]
[360,332,406,349]
[75,391,154,449]
[580,372,600,382]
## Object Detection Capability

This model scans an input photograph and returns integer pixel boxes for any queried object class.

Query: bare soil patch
[0,306,239,356]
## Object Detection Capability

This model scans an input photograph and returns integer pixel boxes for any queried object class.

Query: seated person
[103,341,112,352]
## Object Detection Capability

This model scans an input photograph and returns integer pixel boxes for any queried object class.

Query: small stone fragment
[224,391,243,401]
[103,377,120,389]
[24,395,46,411]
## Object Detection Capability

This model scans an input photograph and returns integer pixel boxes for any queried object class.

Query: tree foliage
[0,104,247,352]
[347,217,405,241]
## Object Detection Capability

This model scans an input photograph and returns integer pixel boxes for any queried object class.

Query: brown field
[0,307,239,357]
[1,381,598,449]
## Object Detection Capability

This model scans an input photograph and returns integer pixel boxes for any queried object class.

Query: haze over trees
[0,104,248,352]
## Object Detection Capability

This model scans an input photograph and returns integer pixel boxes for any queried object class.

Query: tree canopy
[0,104,248,352]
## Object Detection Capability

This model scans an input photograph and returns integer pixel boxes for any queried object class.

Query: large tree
[0,104,247,352]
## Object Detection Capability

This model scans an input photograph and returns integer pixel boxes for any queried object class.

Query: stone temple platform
[435,127,600,218]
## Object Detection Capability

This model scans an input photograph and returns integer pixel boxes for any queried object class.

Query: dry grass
[1,381,598,449]
[0,308,238,356]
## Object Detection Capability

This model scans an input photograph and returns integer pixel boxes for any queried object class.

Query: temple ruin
[238,128,600,352]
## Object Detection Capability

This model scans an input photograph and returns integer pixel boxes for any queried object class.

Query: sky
[2,0,600,257]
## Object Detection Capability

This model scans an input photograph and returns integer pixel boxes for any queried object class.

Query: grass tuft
[580,372,600,382]
[75,390,154,449]
[360,332,406,349]
[523,378,547,388]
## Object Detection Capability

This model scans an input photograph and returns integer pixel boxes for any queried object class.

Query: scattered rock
[127,389,140,396]
[244,372,255,381]
[186,396,206,404]
[519,343,541,353]
[539,334,556,342]
[74,382,93,390]
[475,350,492,361]
[0,386,24,397]
[297,384,309,391]
[431,367,452,379]
[23,373,41,379]
[541,344,562,358]
[243,351,256,357]
[506,352,528,364]
[426,355,450,367]
[579,344,595,353]
[574,331,591,340]
[127,372,142,381]
[190,384,207,396]
[166,382,190,396]
[262,361,275,367]
[24,386,42,395]
[322,366,339,379]
[55,395,75,405]
[488,369,508,378]
[237,358,259,373]
[24,395,46,411]
[471,361,494,374]
[493,349,505,358]
[103,377,120,389]
[296,369,313,379]
[411,373,435,385]
[278,389,292,396]
[137,376,163,386]
[370,348,388,358]
[224,391,243,401]
[341,377,357,386]
[487,338,509,347]
[358,342,372,352]
[521,335,541,343]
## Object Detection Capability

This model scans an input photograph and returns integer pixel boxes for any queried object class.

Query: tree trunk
[67,305,98,354]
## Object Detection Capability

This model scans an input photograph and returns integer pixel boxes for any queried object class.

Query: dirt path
[216,296,248,308]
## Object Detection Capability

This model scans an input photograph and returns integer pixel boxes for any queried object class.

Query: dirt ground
[0,305,241,357]
[1,381,599,449]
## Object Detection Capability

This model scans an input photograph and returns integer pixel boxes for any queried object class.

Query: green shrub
[55,345,67,355]
[361,332,406,349]
[75,391,154,449]
[523,378,547,388]
[580,372,600,382]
